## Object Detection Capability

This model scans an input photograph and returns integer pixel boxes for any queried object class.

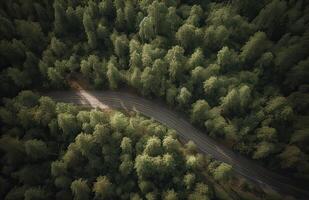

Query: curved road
[46,90,309,199]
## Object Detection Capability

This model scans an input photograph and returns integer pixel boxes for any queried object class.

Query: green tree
[253,0,287,39]
[7,67,31,88]
[188,48,205,70]
[221,85,251,116]
[184,173,196,190]
[166,85,178,106]
[0,16,15,39]
[141,67,155,96]
[186,5,203,27]
[15,20,45,52]
[240,31,271,64]
[165,46,186,82]
[213,163,232,181]
[110,112,129,131]
[24,187,46,200]
[177,87,191,106]
[147,1,168,35]
[130,67,142,90]
[54,0,67,35]
[253,142,275,159]
[139,17,156,41]
[83,9,96,49]
[191,100,210,126]
[163,190,178,200]
[176,24,201,51]
[113,33,129,58]
[204,25,229,51]
[144,136,162,156]
[0,135,25,165]
[71,179,90,200]
[75,133,93,157]
[278,145,305,169]
[25,139,48,160]
[124,0,136,32]
[57,113,79,136]
[93,176,113,199]
[107,57,121,89]
[217,46,239,72]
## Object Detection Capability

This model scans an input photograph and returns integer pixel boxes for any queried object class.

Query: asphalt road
[46,89,309,199]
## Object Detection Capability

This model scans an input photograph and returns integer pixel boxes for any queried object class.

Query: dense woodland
[0,0,308,199]
[0,91,268,199]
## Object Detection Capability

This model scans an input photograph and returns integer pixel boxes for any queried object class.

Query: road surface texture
[46,89,309,199]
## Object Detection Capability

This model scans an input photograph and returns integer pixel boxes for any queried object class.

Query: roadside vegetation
[0,0,308,199]
[0,91,279,200]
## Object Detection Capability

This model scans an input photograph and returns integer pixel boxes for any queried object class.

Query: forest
[0,0,308,199]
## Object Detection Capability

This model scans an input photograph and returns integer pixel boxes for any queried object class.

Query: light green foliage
[186,154,204,171]
[113,34,129,58]
[162,135,180,153]
[75,133,93,157]
[213,163,232,181]
[166,85,178,106]
[163,189,178,200]
[221,85,251,115]
[253,142,275,159]
[110,112,129,131]
[203,76,227,104]
[256,127,277,142]
[191,100,210,125]
[177,87,191,106]
[188,48,205,70]
[188,183,210,200]
[139,17,156,41]
[50,37,66,57]
[204,25,229,51]
[176,24,201,51]
[186,5,203,27]
[165,46,186,82]
[130,67,142,89]
[57,113,79,135]
[71,179,90,200]
[93,176,113,199]
[184,173,196,190]
[240,31,271,63]
[144,136,162,156]
[121,137,133,154]
[107,57,121,89]
[217,46,239,72]
[265,96,293,123]
[124,0,136,31]
[147,1,168,35]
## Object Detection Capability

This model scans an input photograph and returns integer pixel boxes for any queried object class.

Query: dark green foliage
[1,0,309,197]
